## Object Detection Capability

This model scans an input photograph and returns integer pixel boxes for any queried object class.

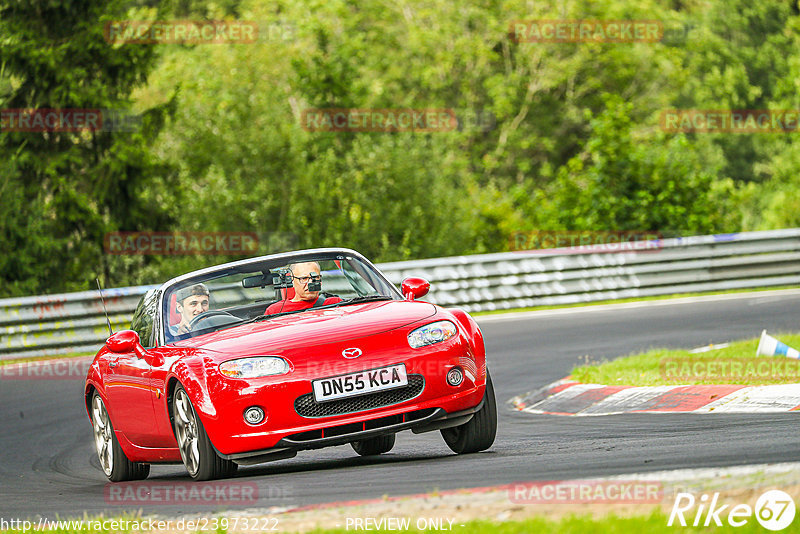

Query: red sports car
[85,248,496,481]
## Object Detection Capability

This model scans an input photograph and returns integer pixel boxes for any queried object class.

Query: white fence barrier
[1,229,798,359]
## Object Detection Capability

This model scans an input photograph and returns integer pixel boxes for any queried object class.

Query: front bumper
[217,401,483,465]
[197,330,486,456]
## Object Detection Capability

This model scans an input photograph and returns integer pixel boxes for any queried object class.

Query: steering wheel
[188,310,237,330]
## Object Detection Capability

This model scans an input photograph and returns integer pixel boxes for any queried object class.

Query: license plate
[312,364,408,402]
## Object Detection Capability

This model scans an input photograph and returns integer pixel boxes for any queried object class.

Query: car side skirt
[115,430,183,463]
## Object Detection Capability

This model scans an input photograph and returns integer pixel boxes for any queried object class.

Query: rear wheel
[91,393,150,482]
[441,370,497,454]
[351,434,396,456]
[172,386,238,480]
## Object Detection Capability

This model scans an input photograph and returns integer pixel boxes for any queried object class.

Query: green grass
[304,513,800,533]
[473,285,800,316]
[5,512,800,533]
[570,333,800,386]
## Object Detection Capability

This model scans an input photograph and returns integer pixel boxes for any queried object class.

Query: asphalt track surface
[2,291,800,519]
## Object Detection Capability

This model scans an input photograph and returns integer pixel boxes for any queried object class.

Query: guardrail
[1,229,798,360]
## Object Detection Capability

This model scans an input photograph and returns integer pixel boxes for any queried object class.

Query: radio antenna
[96,278,113,336]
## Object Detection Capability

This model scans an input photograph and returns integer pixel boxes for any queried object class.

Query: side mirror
[106,330,157,363]
[401,277,430,301]
[106,330,140,353]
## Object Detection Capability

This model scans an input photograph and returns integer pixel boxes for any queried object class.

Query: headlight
[219,356,290,378]
[407,320,457,348]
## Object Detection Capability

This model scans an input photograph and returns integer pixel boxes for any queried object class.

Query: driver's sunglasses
[292,274,321,284]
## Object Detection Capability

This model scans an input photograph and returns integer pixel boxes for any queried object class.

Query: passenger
[170,283,210,335]
[265,261,341,314]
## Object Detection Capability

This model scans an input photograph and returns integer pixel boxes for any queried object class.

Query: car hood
[172,300,437,358]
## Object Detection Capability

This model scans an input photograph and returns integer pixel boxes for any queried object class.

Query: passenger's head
[175,283,210,324]
[288,261,321,301]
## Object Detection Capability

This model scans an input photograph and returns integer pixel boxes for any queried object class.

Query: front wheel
[441,370,497,454]
[172,386,238,480]
[91,393,150,482]
[351,434,395,456]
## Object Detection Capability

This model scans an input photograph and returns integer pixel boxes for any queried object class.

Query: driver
[170,283,210,335]
[265,261,341,314]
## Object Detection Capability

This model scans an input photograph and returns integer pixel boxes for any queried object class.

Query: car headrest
[169,293,181,325]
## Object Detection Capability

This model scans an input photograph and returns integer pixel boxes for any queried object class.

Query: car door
[103,289,162,446]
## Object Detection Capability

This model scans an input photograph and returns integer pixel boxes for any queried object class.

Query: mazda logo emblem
[342,348,362,359]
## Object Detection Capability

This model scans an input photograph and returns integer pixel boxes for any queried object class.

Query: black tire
[441,370,497,454]
[91,393,150,482]
[351,434,396,456]
[172,385,238,481]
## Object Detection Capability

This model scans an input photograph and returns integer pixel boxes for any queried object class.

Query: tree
[545,94,731,233]
[0,0,178,296]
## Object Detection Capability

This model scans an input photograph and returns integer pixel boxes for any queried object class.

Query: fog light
[244,406,265,425]
[446,367,464,386]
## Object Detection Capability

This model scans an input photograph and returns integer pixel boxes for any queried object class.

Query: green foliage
[3,0,800,295]
[544,95,728,232]
[0,0,178,296]
[674,0,797,184]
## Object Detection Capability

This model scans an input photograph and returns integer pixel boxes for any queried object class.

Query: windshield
[162,252,401,343]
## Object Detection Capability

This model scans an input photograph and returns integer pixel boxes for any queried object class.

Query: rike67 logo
[668,490,796,531]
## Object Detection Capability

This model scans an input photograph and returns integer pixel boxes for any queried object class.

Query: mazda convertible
[85,248,496,481]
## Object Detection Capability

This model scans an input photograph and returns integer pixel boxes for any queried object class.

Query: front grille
[295,374,425,418]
